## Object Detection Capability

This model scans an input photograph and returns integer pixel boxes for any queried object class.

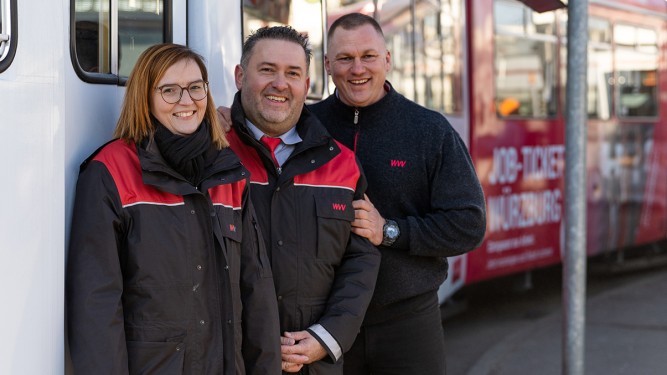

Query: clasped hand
[280,330,327,372]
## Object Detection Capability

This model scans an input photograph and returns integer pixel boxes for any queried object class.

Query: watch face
[382,220,400,246]
[386,225,399,239]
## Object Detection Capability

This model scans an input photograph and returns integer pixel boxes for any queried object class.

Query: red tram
[469,0,667,287]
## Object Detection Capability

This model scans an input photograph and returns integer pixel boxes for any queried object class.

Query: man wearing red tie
[224,25,380,374]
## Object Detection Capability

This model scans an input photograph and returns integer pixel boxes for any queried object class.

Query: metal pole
[563,1,588,374]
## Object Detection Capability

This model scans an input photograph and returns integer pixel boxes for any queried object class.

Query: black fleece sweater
[309,83,486,322]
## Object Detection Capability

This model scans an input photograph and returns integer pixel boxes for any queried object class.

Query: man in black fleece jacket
[307,13,486,375]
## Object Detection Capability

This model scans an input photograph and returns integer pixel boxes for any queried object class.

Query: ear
[385,50,392,72]
[234,65,243,90]
[305,76,311,99]
[324,55,331,75]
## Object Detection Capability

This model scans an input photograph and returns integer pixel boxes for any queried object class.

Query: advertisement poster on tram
[470,138,566,282]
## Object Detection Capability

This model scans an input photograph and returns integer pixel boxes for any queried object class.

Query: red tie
[260,136,282,167]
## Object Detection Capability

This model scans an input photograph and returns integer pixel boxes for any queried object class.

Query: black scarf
[152,117,213,185]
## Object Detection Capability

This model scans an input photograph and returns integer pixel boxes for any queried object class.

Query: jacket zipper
[353,108,360,153]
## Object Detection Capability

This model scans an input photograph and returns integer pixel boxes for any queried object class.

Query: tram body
[467,0,667,286]
[1,0,666,373]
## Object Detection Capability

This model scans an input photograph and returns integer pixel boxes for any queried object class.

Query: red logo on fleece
[390,160,407,167]
[229,224,236,232]
[332,203,347,211]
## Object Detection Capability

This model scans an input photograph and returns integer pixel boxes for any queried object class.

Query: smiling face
[150,58,207,136]
[235,39,310,137]
[325,23,391,108]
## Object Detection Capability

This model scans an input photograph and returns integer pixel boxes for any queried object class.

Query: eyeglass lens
[159,81,208,104]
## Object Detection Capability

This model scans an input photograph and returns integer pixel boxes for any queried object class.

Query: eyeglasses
[156,80,209,104]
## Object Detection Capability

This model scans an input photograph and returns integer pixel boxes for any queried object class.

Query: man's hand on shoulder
[216,106,232,132]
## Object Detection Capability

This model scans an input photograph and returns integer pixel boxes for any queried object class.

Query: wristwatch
[381,219,400,247]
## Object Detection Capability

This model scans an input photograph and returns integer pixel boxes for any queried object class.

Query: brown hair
[113,43,228,148]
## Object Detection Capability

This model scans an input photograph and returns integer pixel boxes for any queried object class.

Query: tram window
[415,12,443,112]
[242,0,325,100]
[614,25,658,118]
[0,0,5,59]
[382,0,464,114]
[495,1,526,35]
[0,0,17,73]
[119,4,165,77]
[587,18,613,120]
[413,5,451,113]
[419,1,463,114]
[530,11,555,35]
[73,0,167,82]
[559,15,613,120]
[588,28,613,120]
[74,1,111,74]
[440,0,464,114]
[494,0,558,118]
[388,30,411,101]
[0,1,3,49]
[589,17,611,44]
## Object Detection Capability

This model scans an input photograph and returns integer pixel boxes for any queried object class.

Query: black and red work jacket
[66,137,281,375]
[228,94,380,374]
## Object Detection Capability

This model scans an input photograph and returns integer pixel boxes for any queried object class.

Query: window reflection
[118,3,164,76]
[376,0,464,114]
[495,1,525,35]
[73,0,165,78]
[614,24,657,118]
[243,0,325,100]
[587,17,612,119]
[0,0,5,59]
[75,0,110,73]
[494,0,557,118]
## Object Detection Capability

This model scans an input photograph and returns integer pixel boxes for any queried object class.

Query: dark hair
[241,26,312,71]
[327,13,385,46]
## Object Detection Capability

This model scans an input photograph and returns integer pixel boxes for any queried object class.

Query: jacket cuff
[307,324,342,362]
[392,217,410,250]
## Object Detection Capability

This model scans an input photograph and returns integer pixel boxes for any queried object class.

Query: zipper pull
[277,167,282,175]
[354,109,359,125]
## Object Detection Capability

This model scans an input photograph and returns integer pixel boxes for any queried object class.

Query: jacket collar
[230,91,336,154]
[328,80,398,128]
[137,136,245,196]
[230,91,342,180]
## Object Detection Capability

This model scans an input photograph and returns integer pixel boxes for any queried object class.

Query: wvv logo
[332,203,347,211]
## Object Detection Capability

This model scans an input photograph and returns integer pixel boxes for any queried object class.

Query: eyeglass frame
[155,80,209,104]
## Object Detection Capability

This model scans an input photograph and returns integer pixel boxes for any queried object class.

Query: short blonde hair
[114,43,228,149]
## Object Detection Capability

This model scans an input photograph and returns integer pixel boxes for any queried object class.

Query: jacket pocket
[127,339,185,375]
[314,193,354,261]
[217,205,243,243]
[216,206,243,282]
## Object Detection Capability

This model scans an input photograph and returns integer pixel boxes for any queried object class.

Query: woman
[66,43,281,374]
